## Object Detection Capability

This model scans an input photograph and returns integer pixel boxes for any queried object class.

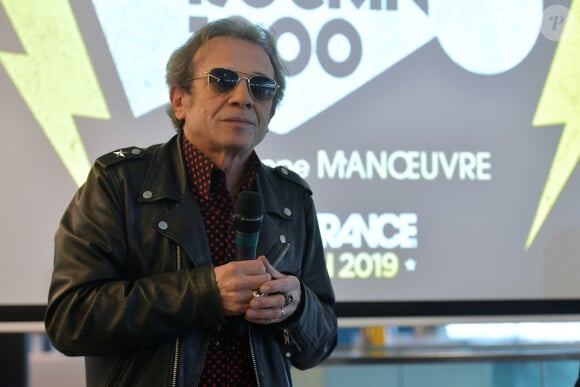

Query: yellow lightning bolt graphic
[0,0,110,186]
[526,1,580,249]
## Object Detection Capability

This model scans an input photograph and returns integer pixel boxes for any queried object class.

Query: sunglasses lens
[249,76,277,101]
[208,68,239,93]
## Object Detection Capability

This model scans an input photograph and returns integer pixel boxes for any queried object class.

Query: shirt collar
[182,135,261,199]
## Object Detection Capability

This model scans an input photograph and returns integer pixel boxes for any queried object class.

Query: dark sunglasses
[192,68,279,102]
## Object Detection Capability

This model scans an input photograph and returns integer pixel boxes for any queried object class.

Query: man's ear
[169,86,187,120]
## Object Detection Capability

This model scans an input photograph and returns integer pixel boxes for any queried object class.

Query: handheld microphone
[233,191,263,261]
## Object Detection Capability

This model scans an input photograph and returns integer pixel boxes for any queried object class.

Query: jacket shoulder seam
[95,147,146,168]
[271,165,312,195]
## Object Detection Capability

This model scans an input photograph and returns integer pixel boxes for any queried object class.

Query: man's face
[171,36,276,164]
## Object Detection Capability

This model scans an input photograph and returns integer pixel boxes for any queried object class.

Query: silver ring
[283,293,294,307]
[253,290,265,298]
[280,307,286,318]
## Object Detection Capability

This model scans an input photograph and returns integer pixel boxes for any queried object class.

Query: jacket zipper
[171,245,183,387]
[171,337,181,387]
[283,328,292,358]
[248,325,262,387]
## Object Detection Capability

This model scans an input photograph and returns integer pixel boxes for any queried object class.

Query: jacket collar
[140,130,292,221]
[140,131,189,203]
[255,165,291,220]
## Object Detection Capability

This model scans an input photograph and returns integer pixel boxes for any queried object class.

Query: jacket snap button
[158,221,168,230]
[279,234,287,243]
[142,191,153,199]
[283,208,292,216]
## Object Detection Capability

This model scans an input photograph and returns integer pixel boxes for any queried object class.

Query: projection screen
[0,0,578,323]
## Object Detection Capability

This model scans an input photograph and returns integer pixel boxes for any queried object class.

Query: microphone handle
[230,230,259,335]
[235,231,259,260]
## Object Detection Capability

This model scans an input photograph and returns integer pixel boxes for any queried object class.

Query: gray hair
[165,16,287,130]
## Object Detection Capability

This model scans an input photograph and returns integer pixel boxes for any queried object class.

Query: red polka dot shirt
[183,135,261,387]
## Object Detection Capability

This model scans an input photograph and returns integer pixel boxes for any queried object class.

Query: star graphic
[404,258,417,272]
[113,149,126,158]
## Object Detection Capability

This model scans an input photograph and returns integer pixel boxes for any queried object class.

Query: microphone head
[233,191,263,233]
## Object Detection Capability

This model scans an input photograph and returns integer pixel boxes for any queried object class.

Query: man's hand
[213,260,271,316]
[245,256,301,324]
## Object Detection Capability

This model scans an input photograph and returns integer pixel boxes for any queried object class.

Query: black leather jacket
[45,132,337,387]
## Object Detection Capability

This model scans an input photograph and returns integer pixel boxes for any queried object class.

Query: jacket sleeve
[45,162,224,356]
[283,192,338,369]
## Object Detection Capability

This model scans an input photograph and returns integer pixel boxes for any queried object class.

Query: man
[45,16,337,386]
